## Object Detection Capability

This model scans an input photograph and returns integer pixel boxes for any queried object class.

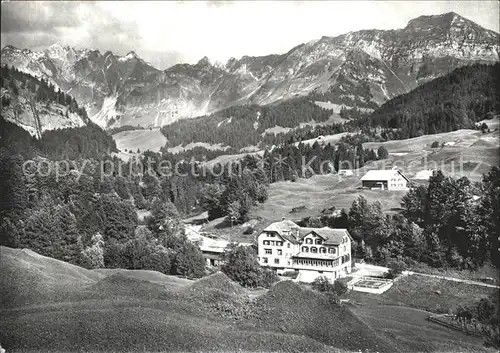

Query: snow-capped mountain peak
[119,51,140,62]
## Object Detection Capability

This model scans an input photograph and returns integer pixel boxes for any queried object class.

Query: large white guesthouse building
[257,219,352,283]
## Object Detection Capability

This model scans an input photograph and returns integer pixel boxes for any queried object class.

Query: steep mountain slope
[0,67,116,160]
[0,65,88,138]
[1,12,498,129]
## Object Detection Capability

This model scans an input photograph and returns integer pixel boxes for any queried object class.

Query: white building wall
[258,231,293,269]
[258,229,352,280]
[387,171,408,190]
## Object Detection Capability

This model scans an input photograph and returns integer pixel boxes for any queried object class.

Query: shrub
[104,240,128,268]
[221,243,278,288]
[258,269,279,288]
[333,279,348,296]
[431,141,440,148]
[123,229,172,274]
[221,244,261,287]
[311,276,348,301]
[386,259,407,279]
[243,226,254,235]
[312,276,336,293]
[172,241,206,278]
[81,233,105,269]
[148,244,172,274]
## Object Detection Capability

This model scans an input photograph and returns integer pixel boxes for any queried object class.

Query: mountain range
[1,12,499,131]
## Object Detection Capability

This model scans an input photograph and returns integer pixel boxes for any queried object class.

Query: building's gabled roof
[360,169,409,182]
[264,219,299,233]
[262,219,301,243]
[261,220,352,245]
[302,228,351,245]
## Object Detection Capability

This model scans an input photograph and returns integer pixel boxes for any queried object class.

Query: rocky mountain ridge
[1,12,498,130]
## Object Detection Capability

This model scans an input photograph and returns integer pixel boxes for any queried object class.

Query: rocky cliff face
[2,12,498,129]
[0,69,88,138]
[1,89,86,138]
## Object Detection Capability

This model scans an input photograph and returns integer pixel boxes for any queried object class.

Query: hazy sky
[1,1,499,69]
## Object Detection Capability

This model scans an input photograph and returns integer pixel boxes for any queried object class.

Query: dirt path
[407,271,499,289]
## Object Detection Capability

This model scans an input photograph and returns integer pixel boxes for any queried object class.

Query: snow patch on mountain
[118,52,138,62]
[91,95,119,129]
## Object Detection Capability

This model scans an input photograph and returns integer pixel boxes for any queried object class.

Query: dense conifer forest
[0,117,117,160]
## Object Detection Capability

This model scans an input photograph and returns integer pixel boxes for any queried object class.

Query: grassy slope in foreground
[0,246,396,353]
[0,246,494,353]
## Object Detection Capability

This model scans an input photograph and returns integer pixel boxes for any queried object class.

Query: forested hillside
[0,117,117,160]
[160,63,499,158]
[0,65,117,159]
[368,63,500,139]
[1,65,91,138]
[1,65,87,118]
[161,97,333,150]
[0,144,272,277]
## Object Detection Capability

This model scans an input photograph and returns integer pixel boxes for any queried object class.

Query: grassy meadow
[1,246,496,353]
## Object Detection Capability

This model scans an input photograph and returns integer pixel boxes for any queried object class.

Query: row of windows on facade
[261,257,341,267]
[391,184,404,187]
[262,239,329,247]
[305,238,323,245]
[262,257,282,264]
[262,240,287,246]
[264,248,283,255]
[300,246,336,254]
[303,237,348,245]
[263,246,347,256]
[293,258,340,267]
